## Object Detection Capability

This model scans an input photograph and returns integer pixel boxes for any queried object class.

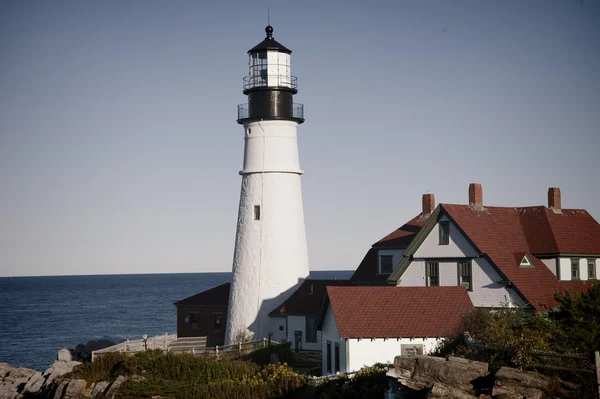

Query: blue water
[0,271,352,371]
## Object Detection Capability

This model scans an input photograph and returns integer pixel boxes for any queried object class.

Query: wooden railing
[92,333,177,361]
[92,335,279,361]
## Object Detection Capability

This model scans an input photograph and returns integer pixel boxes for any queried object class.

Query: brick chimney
[469,183,483,209]
[422,193,435,216]
[548,187,561,213]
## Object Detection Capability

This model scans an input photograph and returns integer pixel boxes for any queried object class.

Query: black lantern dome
[237,26,304,124]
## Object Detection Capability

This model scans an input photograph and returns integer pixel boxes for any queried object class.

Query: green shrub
[243,341,296,367]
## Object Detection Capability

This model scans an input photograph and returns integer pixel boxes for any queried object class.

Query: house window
[458,260,472,291]
[305,316,317,343]
[326,340,332,373]
[571,259,580,280]
[185,312,199,329]
[379,255,394,274]
[254,205,261,220]
[588,259,597,280]
[334,343,340,373]
[426,262,439,286]
[213,313,223,331]
[439,221,450,245]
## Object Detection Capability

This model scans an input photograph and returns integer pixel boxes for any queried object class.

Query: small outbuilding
[174,282,230,347]
[318,285,472,376]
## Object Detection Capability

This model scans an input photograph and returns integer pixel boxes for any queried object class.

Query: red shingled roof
[174,283,230,307]
[269,279,353,316]
[441,204,600,310]
[326,286,472,339]
[351,214,426,282]
[373,214,427,248]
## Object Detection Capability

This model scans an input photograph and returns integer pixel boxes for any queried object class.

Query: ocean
[0,271,352,371]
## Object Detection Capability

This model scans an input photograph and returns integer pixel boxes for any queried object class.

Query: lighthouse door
[294,331,302,352]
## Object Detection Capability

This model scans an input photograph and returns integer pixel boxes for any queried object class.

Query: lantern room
[243,25,297,93]
[237,25,304,124]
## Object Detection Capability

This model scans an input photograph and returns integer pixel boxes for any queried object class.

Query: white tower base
[225,120,310,344]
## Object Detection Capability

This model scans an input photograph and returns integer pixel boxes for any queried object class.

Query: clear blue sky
[1,1,599,277]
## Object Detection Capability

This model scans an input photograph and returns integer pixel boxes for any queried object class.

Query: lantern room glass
[247,50,292,90]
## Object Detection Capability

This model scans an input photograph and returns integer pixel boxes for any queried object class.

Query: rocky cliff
[386,355,571,399]
[0,345,123,399]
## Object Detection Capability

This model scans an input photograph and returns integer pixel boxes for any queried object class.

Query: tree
[550,282,600,353]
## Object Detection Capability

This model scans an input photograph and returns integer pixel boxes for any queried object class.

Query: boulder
[492,366,550,399]
[20,370,44,396]
[52,380,69,399]
[90,381,110,398]
[57,349,73,362]
[0,363,38,399]
[388,355,488,397]
[62,379,87,399]
[43,360,82,386]
[105,375,128,399]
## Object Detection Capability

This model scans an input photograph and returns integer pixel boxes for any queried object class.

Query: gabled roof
[350,213,427,282]
[389,203,600,310]
[373,214,428,248]
[174,283,230,307]
[441,205,561,310]
[324,286,472,339]
[269,279,353,317]
[518,206,600,255]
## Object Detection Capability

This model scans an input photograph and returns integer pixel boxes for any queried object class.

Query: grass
[67,348,390,399]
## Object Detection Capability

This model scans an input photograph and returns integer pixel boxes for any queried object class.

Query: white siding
[346,338,440,374]
[378,249,404,275]
[414,217,478,258]
[469,258,524,308]
[541,258,557,276]
[579,258,588,280]
[558,258,571,281]
[285,315,321,351]
[321,305,346,375]
[439,261,458,286]
[596,259,600,280]
[398,260,426,286]
[399,258,524,308]
[268,317,287,343]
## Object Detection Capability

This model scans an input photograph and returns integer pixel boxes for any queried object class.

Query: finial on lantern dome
[265,25,273,39]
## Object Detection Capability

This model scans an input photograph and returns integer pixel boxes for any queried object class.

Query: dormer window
[379,255,394,274]
[519,255,534,268]
[439,221,449,245]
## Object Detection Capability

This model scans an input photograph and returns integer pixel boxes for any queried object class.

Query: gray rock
[57,349,73,362]
[492,366,549,399]
[388,356,486,398]
[0,363,38,399]
[43,360,82,386]
[90,381,110,398]
[389,355,488,397]
[105,375,127,399]
[52,380,69,399]
[20,371,44,396]
[63,379,87,399]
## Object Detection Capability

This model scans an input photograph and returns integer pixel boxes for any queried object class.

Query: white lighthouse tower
[225,25,310,344]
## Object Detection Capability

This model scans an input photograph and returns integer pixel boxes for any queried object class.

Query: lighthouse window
[254,205,261,220]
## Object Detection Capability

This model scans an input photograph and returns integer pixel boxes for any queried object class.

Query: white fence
[91,333,176,361]
[92,334,279,361]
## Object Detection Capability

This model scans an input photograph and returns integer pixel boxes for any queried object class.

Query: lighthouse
[225,25,310,344]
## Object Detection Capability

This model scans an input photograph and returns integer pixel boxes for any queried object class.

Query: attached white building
[317,286,472,376]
